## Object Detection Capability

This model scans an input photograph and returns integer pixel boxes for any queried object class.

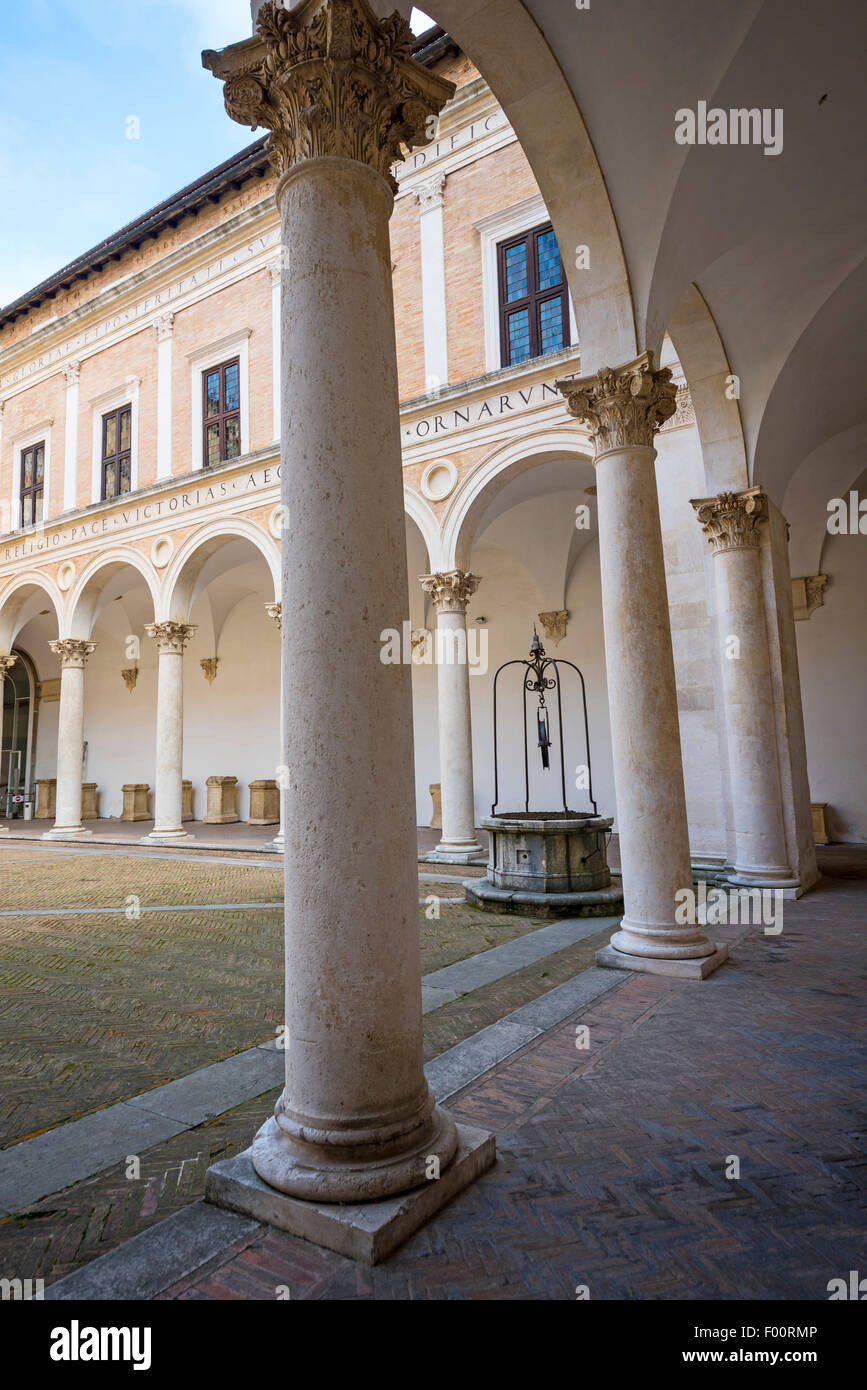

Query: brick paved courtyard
[1,842,864,1299]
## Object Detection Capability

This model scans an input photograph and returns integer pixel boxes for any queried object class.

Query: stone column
[44,639,95,840]
[204,2,491,1219]
[0,654,17,834]
[558,355,726,977]
[419,570,483,862]
[265,601,284,850]
[692,487,798,888]
[143,622,196,843]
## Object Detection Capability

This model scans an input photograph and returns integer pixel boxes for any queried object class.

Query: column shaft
[559,355,726,976]
[144,622,196,843]
[44,640,94,840]
[693,488,798,887]
[420,570,482,862]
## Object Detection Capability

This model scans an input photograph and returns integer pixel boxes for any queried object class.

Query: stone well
[465,811,624,917]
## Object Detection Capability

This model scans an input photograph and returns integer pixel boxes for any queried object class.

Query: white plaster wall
[82,631,158,819]
[796,526,867,843]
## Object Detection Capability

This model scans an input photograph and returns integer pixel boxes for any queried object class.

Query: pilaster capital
[556,351,677,458]
[49,638,96,669]
[202,0,455,192]
[691,485,767,554]
[538,610,569,647]
[419,569,480,614]
[0,653,18,677]
[267,260,282,287]
[415,173,446,212]
[154,313,175,342]
[265,601,282,629]
[62,360,81,388]
[145,621,197,654]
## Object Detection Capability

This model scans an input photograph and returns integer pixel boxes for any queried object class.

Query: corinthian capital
[49,638,96,669]
[264,601,282,629]
[419,569,481,614]
[202,0,455,191]
[691,486,767,554]
[556,351,677,458]
[145,621,198,655]
[0,653,18,678]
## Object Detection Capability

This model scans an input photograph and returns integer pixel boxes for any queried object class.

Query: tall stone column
[419,569,482,862]
[558,355,726,977]
[44,639,95,841]
[0,654,18,834]
[265,601,284,851]
[204,1,492,1225]
[692,487,799,888]
[143,622,196,843]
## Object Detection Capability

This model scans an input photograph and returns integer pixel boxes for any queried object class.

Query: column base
[270,833,284,850]
[205,1121,495,1265]
[42,826,92,841]
[724,867,802,893]
[141,830,195,845]
[596,940,729,979]
[423,840,485,865]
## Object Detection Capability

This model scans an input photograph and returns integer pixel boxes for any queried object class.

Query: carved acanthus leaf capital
[62,361,81,387]
[145,621,198,655]
[691,486,767,554]
[419,569,480,614]
[49,638,96,669]
[556,351,678,457]
[154,313,175,342]
[538,610,569,646]
[265,601,282,629]
[792,573,828,621]
[0,653,19,677]
[121,668,138,694]
[202,0,455,191]
[415,173,446,212]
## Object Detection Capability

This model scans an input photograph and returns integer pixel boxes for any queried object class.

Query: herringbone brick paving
[0,848,536,1146]
[157,847,867,1301]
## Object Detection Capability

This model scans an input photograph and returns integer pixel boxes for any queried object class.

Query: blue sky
[0,2,434,309]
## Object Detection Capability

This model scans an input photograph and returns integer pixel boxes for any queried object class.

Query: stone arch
[439,426,593,571]
[67,548,161,640]
[666,283,749,496]
[162,518,280,622]
[0,571,63,652]
[403,487,441,570]
[424,1,636,373]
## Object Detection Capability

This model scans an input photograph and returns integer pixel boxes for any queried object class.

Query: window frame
[89,379,140,505]
[497,223,571,368]
[188,330,251,473]
[100,404,133,501]
[7,419,53,534]
[19,439,46,530]
[201,356,242,469]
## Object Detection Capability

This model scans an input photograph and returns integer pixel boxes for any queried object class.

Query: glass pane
[35,448,44,483]
[507,308,531,364]
[539,295,566,355]
[22,451,32,488]
[34,489,43,523]
[104,461,117,498]
[503,242,528,302]
[205,371,221,417]
[104,413,117,458]
[225,414,241,460]
[119,409,131,452]
[120,457,131,493]
[22,495,32,528]
[224,361,240,411]
[536,228,562,290]
[206,422,221,466]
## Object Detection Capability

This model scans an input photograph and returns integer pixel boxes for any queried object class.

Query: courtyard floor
[0,840,863,1300]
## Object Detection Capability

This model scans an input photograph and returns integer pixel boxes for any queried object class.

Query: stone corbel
[792,574,828,621]
[201,657,219,684]
[121,668,138,694]
[538,610,569,646]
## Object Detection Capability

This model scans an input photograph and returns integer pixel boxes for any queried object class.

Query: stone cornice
[555,351,677,458]
[145,621,198,655]
[691,486,767,554]
[419,569,480,614]
[203,0,455,192]
[49,638,96,669]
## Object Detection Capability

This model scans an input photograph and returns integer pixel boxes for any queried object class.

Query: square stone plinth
[596,941,729,979]
[205,1122,495,1265]
[205,776,238,824]
[81,783,99,820]
[248,780,279,826]
[121,784,150,821]
[182,780,194,822]
[34,778,56,819]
